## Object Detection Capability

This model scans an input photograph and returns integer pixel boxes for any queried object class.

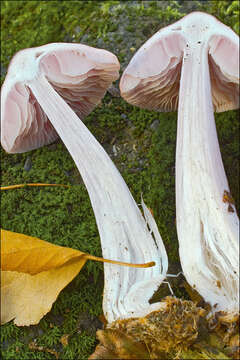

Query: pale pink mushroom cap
[1,43,120,153]
[120,11,239,113]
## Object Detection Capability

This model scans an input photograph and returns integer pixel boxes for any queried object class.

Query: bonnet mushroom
[1,43,168,323]
[120,12,239,314]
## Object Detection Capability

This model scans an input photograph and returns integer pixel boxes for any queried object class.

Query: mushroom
[120,12,239,314]
[1,43,168,323]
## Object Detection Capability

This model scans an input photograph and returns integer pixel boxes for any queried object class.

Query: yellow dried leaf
[1,229,155,326]
[1,229,85,274]
[1,260,86,326]
[0,229,89,326]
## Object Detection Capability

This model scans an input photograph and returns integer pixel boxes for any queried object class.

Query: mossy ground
[1,1,239,359]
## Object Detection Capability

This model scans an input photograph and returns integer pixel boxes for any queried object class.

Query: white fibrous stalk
[175,16,239,315]
[29,75,168,323]
[120,12,239,315]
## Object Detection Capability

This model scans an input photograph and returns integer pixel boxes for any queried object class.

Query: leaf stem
[0,183,70,190]
[86,254,155,268]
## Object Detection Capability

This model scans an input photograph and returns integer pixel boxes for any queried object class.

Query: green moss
[1,1,239,359]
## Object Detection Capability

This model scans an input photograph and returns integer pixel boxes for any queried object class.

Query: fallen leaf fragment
[1,229,155,326]
[60,334,70,347]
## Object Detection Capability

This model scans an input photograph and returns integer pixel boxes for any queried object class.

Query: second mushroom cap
[120,11,239,113]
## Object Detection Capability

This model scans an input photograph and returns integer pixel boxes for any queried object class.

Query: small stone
[150,119,160,131]
[107,84,120,97]
[127,119,134,127]
[112,144,118,156]
[81,34,89,43]
[110,136,116,145]
[77,312,103,336]
[74,26,81,34]
[23,156,32,171]
[0,63,7,77]
[48,143,58,151]
[63,33,73,42]
[38,329,44,336]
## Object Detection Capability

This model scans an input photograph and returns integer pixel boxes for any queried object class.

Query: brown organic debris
[90,296,240,359]
[60,334,70,347]
[90,297,206,359]
[29,341,59,359]
[89,343,118,360]
[208,311,240,345]
[222,190,235,205]
[111,297,206,354]
[89,329,150,359]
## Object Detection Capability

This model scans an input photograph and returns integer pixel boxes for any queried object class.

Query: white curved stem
[176,43,239,313]
[29,74,168,323]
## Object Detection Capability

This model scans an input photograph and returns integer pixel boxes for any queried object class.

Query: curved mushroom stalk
[120,12,239,314]
[1,43,168,323]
